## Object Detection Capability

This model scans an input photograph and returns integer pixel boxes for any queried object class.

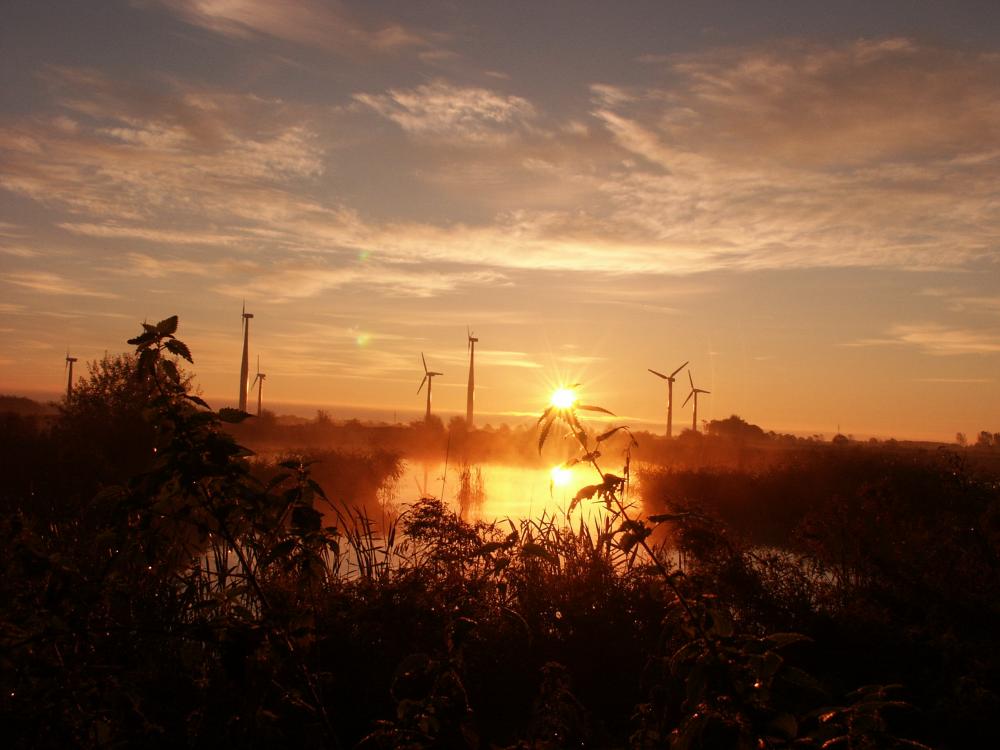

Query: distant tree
[54,352,191,484]
[976,430,995,448]
[956,432,967,447]
[706,415,766,442]
[831,433,850,446]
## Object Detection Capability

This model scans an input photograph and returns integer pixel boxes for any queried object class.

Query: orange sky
[1,1,998,441]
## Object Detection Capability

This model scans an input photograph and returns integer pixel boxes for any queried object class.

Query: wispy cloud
[2,38,999,289]
[1,271,118,298]
[152,0,435,54]
[213,264,508,302]
[848,323,1000,355]
[355,80,536,144]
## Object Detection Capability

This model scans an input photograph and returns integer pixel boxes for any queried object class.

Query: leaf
[218,408,252,423]
[161,359,180,383]
[165,338,193,362]
[266,472,293,491]
[537,414,556,453]
[536,405,554,424]
[573,484,600,503]
[291,505,323,533]
[596,426,627,442]
[577,404,615,416]
[127,331,157,347]
[476,541,505,556]
[156,315,179,336]
[648,512,692,524]
[136,348,157,378]
[521,542,557,564]
[261,539,297,568]
[764,632,813,650]
[185,394,211,409]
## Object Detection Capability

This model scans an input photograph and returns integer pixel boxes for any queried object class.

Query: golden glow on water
[393,460,629,524]
[550,388,577,410]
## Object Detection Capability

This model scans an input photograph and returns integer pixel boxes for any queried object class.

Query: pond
[385,459,641,525]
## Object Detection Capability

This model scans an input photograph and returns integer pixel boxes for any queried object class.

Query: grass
[2,316,997,748]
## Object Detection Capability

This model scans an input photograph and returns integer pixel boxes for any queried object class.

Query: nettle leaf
[307,479,328,500]
[156,315,179,336]
[291,505,323,533]
[218,408,252,423]
[161,359,180,383]
[128,331,157,347]
[573,484,600,503]
[185,394,211,409]
[597,426,627,443]
[165,338,193,362]
[136,348,157,378]
[538,415,556,454]
[577,404,615,416]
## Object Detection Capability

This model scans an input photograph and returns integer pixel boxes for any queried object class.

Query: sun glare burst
[550,387,577,409]
[550,466,573,487]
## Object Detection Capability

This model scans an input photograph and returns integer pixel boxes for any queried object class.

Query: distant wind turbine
[251,355,266,417]
[238,301,254,411]
[65,351,78,399]
[466,326,478,427]
[417,352,443,421]
[682,370,711,433]
[648,360,688,437]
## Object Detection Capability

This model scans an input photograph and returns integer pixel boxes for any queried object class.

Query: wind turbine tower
[238,302,254,411]
[466,327,478,427]
[251,356,266,417]
[648,360,688,437]
[682,370,711,433]
[417,353,443,421]
[65,351,78,399]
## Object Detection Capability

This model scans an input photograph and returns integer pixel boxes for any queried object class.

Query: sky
[1,0,998,441]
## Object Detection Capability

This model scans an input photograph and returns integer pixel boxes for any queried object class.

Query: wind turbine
[65,351,78,399]
[251,355,266,417]
[238,301,254,411]
[466,326,478,427]
[648,360,688,437]
[682,370,711,433]
[417,352,443,421]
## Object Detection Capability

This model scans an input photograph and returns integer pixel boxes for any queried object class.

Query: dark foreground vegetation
[2,317,998,749]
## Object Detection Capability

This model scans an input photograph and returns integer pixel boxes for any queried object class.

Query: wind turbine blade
[671,360,689,378]
[648,368,668,379]
[682,391,694,408]
[417,375,427,394]
[701,389,711,395]
[421,352,428,373]
[688,370,694,389]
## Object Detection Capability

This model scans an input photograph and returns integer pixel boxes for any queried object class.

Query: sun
[550,466,573,487]
[550,387,577,410]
